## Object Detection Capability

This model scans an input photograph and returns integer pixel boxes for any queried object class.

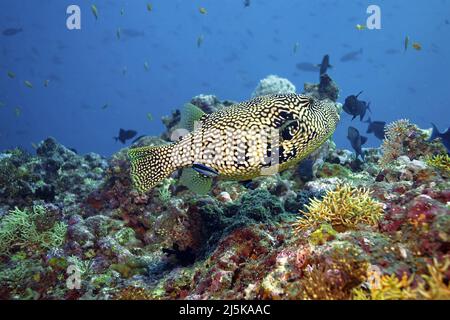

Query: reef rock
[251,75,296,98]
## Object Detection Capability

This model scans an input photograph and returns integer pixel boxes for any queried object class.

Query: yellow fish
[356,24,366,30]
[412,42,422,51]
[91,5,99,20]
[24,80,33,88]
[199,7,207,14]
[146,112,153,121]
[147,3,153,12]
[128,94,340,194]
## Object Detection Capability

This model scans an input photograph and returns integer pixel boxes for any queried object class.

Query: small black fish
[162,243,196,267]
[114,129,137,144]
[319,54,332,75]
[347,126,367,161]
[340,48,363,62]
[429,123,450,153]
[365,118,386,140]
[343,91,371,121]
[2,28,23,36]
[244,0,251,7]
[296,62,320,73]
[297,158,314,181]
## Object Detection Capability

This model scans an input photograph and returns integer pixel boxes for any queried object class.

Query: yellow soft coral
[425,154,450,176]
[414,258,450,300]
[353,258,450,300]
[293,185,384,232]
[353,272,414,300]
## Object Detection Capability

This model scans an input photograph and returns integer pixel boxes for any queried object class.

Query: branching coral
[293,185,384,232]
[414,258,450,299]
[425,154,450,177]
[380,119,446,168]
[352,269,414,300]
[0,205,67,255]
[353,258,450,300]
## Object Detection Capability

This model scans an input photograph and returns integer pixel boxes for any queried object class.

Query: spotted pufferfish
[128,94,340,194]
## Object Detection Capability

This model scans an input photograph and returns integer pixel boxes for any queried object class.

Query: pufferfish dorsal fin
[179,103,208,131]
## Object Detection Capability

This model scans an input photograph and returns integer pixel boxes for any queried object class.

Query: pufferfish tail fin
[128,144,177,192]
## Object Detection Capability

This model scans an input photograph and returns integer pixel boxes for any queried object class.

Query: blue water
[1,0,449,156]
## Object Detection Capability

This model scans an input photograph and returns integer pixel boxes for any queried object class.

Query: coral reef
[380,119,446,168]
[304,73,340,102]
[0,81,449,300]
[251,75,296,98]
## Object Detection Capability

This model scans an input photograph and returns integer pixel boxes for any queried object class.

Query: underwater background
[0,1,449,301]
[1,0,450,155]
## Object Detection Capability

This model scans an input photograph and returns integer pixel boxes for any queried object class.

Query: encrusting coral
[293,184,384,232]
[297,244,369,300]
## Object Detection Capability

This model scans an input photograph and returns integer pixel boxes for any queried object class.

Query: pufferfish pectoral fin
[179,103,207,132]
[192,163,219,177]
[179,167,213,195]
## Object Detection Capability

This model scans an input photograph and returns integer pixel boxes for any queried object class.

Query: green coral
[309,223,337,245]
[157,178,174,203]
[0,256,45,295]
[113,227,137,246]
[294,184,384,232]
[0,205,67,255]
